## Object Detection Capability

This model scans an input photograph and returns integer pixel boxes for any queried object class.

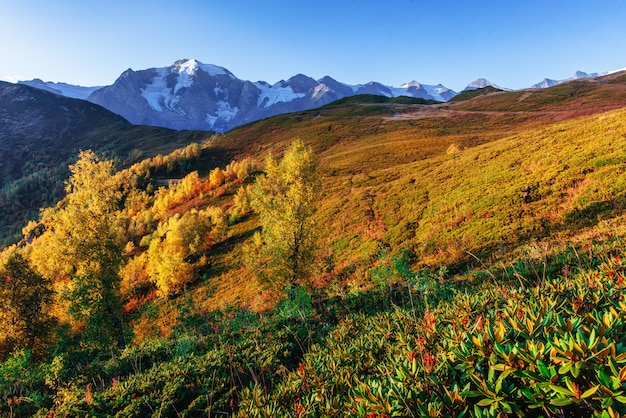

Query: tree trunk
[106,300,126,350]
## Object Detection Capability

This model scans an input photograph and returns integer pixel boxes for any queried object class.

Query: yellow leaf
[495,322,505,343]
[472,335,482,348]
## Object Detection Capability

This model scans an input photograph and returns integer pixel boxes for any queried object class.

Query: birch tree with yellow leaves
[32,150,127,350]
[250,140,321,289]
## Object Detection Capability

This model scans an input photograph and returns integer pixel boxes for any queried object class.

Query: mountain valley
[0,81,212,245]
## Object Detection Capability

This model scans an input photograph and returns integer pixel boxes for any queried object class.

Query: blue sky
[2,0,625,92]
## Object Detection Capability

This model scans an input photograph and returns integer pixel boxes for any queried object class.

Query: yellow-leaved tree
[147,207,226,297]
[249,140,321,289]
[30,150,127,350]
[0,252,55,360]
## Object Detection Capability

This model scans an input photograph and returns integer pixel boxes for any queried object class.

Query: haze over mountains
[19,59,613,133]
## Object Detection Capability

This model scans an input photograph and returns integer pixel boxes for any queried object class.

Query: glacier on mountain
[206,101,239,129]
[254,81,306,108]
[141,68,172,112]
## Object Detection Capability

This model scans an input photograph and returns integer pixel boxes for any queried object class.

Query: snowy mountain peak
[174,59,200,76]
[400,80,422,88]
[574,70,594,79]
[531,78,559,89]
[464,78,505,91]
[173,59,233,78]
[531,70,605,89]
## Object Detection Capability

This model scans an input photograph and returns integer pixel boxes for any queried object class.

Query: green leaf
[580,385,599,399]
[569,361,581,378]
[500,401,513,413]
[558,363,572,375]
[477,398,494,406]
[520,388,535,401]
[495,377,502,394]
[537,360,550,378]
[597,368,613,387]
[550,397,575,407]
[491,363,506,371]
[549,385,574,396]
[607,357,619,376]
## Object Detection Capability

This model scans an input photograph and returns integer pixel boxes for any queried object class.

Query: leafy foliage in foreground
[2,241,625,417]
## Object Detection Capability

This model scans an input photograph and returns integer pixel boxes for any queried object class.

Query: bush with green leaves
[236,247,626,418]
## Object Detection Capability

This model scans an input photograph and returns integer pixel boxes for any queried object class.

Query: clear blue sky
[2,0,625,92]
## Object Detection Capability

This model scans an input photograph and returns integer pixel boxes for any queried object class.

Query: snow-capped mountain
[531,71,606,89]
[463,78,508,91]
[23,59,614,133]
[21,59,457,132]
[18,79,102,100]
[395,81,456,102]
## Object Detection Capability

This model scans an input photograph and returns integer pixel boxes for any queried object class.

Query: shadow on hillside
[445,196,626,284]
[198,219,260,281]
[561,199,621,228]
[315,285,431,326]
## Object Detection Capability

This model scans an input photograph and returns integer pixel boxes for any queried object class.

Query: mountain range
[530,70,605,88]
[17,60,621,133]
[20,59,454,133]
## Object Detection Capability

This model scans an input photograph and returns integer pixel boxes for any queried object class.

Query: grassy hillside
[450,71,626,113]
[447,85,505,103]
[196,73,626,307]
[199,104,626,309]
[2,74,626,417]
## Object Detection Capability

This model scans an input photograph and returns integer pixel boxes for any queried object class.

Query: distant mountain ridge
[530,70,606,89]
[21,59,457,132]
[18,78,102,99]
[19,60,618,132]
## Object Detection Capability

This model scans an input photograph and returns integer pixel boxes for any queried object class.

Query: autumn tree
[250,140,321,289]
[0,252,54,359]
[32,150,127,350]
[147,207,226,297]
[229,185,252,223]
